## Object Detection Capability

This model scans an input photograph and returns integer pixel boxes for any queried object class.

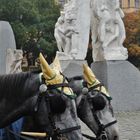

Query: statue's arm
[103,24,119,48]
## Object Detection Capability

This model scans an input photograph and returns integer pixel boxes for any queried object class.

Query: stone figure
[54,13,66,52]
[98,2,113,49]
[91,0,111,61]
[55,0,91,60]
[55,0,79,59]
[103,0,128,60]
[11,49,23,73]
[63,0,79,58]
[6,49,23,74]
[91,0,128,61]
[115,0,126,47]
[64,9,78,55]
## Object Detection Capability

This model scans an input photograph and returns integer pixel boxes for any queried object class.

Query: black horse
[0,71,83,140]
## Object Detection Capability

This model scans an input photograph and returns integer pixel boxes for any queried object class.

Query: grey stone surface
[0,21,16,74]
[81,111,140,140]
[62,60,87,77]
[91,60,140,111]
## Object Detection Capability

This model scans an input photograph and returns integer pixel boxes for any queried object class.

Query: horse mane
[0,71,37,100]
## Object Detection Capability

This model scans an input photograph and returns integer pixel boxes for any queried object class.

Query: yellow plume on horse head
[39,53,56,81]
[39,53,74,97]
[39,53,63,85]
[83,64,99,88]
[83,64,110,98]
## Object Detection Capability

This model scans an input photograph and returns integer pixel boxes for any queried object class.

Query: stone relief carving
[6,49,23,74]
[55,0,128,61]
[54,13,66,52]
[91,0,128,61]
[54,0,79,60]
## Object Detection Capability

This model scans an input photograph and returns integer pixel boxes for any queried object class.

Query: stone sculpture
[91,0,128,61]
[54,12,66,52]
[54,2,78,60]
[55,0,128,61]
[6,49,23,74]
[54,0,91,60]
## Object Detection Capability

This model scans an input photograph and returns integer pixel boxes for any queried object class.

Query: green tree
[0,0,60,63]
[123,12,140,68]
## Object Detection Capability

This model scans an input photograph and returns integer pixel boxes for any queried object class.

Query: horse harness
[33,75,81,140]
[79,83,117,140]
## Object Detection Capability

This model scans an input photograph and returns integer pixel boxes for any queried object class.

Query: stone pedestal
[54,51,87,77]
[91,60,140,111]
[60,60,87,78]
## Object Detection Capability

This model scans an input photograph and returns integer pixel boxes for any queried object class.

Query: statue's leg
[64,38,71,54]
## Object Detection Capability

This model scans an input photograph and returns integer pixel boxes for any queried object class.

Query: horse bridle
[79,83,117,140]
[34,75,81,140]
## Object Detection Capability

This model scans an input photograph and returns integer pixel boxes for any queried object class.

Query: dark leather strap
[47,83,70,90]
[104,120,117,129]
[59,125,81,134]
[82,133,96,140]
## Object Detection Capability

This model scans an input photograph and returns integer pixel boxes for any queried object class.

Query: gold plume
[39,53,56,81]
[83,64,110,98]
[39,53,73,96]
[52,54,62,73]
[83,64,98,87]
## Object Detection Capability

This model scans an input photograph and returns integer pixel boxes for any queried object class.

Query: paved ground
[81,111,140,140]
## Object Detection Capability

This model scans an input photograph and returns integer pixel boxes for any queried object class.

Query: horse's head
[69,64,119,140]
[24,53,83,140]
[0,67,82,139]
[78,87,119,140]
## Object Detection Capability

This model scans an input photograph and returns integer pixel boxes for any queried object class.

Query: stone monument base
[60,60,87,78]
[91,60,140,111]
[55,51,87,77]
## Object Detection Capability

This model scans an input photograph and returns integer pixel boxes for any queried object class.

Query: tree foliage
[0,0,60,62]
[123,12,140,67]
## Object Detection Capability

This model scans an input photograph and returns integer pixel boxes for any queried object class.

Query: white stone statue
[64,9,78,55]
[91,0,128,61]
[54,13,66,52]
[55,0,91,60]
[55,0,79,60]
[91,0,111,61]
[114,0,126,48]
[6,49,23,74]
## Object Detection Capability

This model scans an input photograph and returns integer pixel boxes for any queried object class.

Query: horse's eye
[92,95,106,111]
